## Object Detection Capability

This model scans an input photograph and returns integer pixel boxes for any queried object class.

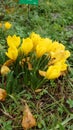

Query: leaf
[27,61,32,70]
[22,104,36,129]
[35,89,42,93]
[39,70,46,77]
[0,88,7,101]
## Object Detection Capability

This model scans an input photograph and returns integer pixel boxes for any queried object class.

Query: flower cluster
[2,32,70,80]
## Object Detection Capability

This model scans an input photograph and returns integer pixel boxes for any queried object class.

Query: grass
[0,0,73,130]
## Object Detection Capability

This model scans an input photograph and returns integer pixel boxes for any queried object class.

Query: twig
[0,108,14,119]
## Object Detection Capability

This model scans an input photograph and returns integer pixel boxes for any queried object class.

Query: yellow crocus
[61,63,67,71]
[50,49,70,64]
[36,38,52,58]
[50,51,66,64]
[7,35,20,48]
[39,62,64,79]
[54,61,68,71]
[6,46,18,60]
[30,32,41,48]
[46,60,68,79]
[21,38,33,55]
[46,64,61,79]
[43,38,53,52]
[51,41,65,53]
[65,50,70,59]
[36,43,47,58]
[4,22,12,29]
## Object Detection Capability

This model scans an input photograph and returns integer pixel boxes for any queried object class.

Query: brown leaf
[35,89,42,93]
[27,62,32,70]
[0,88,7,101]
[39,70,46,77]
[26,57,32,70]
[19,58,26,66]
[22,104,36,130]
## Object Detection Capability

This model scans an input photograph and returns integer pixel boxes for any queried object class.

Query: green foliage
[0,120,12,130]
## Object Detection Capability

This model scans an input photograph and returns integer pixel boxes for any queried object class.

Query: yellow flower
[65,50,70,59]
[7,35,20,48]
[55,61,68,71]
[0,23,2,28]
[39,61,67,79]
[30,32,41,48]
[21,38,33,55]
[4,22,12,29]
[36,38,52,58]
[6,46,18,60]
[50,51,65,64]
[46,64,61,79]
[46,60,68,79]
[51,41,65,53]
[61,63,67,71]
[50,50,70,64]
[1,65,10,76]
[43,38,53,52]
[36,43,47,58]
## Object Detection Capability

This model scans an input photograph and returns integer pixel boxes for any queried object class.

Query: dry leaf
[39,70,46,77]
[0,88,7,101]
[35,89,42,93]
[27,62,32,70]
[19,58,26,66]
[26,57,32,70]
[22,104,36,130]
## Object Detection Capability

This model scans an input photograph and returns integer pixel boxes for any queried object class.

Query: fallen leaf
[27,61,32,70]
[0,88,7,101]
[22,104,36,129]
[39,70,46,77]
[35,89,42,93]
[26,57,32,70]
[19,58,26,66]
